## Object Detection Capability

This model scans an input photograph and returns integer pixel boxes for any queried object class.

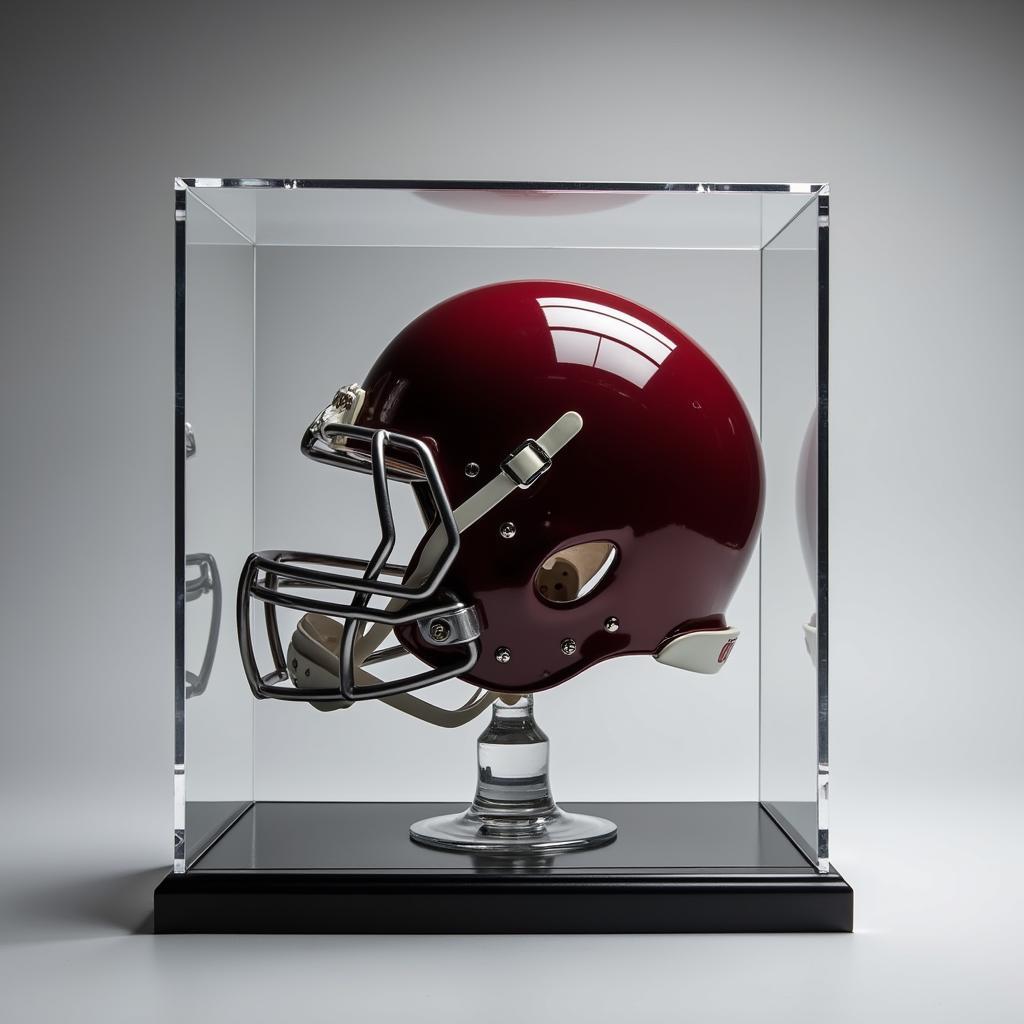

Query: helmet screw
[465,462,480,478]
[494,647,512,664]
[604,617,620,633]
[561,638,577,656]
[499,522,517,540]
[333,388,354,411]
[429,619,451,643]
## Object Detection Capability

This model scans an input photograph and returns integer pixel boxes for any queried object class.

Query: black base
[155,802,853,933]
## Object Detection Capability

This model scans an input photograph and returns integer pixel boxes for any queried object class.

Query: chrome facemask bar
[236,422,481,704]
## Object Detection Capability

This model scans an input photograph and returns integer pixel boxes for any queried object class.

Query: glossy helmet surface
[238,281,764,716]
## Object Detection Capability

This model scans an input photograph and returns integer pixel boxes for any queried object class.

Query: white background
[1,1,1022,1020]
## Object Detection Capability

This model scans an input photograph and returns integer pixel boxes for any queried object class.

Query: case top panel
[180,181,824,250]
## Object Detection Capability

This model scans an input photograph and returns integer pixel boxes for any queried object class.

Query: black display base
[155,801,853,933]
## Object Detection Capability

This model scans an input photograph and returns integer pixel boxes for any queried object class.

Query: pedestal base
[409,694,617,855]
[154,801,853,933]
[410,805,618,854]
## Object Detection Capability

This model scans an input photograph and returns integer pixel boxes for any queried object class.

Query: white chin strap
[291,411,584,727]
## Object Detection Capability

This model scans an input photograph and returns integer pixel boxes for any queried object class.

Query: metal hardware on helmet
[333,384,360,411]
[418,605,481,648]
[501,438,552,488]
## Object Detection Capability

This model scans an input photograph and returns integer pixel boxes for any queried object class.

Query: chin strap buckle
[501,438,553,488]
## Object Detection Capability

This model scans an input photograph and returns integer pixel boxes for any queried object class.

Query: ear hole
[534,541,618,605]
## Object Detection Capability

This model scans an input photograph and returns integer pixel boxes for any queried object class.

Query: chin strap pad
[289,613,496,726]
[654,626,740,675]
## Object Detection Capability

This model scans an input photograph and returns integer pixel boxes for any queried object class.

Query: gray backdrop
[1,1,1021,1021]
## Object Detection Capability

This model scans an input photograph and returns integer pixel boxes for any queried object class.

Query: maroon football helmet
[238,281,764,720]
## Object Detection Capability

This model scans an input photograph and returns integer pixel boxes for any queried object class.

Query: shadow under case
[155,179,851,933]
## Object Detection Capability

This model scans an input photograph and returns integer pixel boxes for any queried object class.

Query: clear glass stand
[410,695,617,854]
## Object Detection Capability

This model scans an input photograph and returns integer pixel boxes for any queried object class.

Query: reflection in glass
[183,423,221,699]
[796,411,818,661]
[184,552,221,698]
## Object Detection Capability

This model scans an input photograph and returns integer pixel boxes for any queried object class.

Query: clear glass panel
[176,182,829,875]
[183,182,818,250]
[759,195,828,869]
[177,189,255,870]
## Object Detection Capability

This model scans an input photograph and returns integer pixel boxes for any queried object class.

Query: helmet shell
[357,280,764,692]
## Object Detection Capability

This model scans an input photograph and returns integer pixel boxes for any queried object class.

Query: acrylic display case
[155,180,851,932]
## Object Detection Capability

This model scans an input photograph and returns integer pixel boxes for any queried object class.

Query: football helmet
[237,280,764,721]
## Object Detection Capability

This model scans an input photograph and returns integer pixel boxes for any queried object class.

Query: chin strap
[300,411,584,727]
[378,688,497,728]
